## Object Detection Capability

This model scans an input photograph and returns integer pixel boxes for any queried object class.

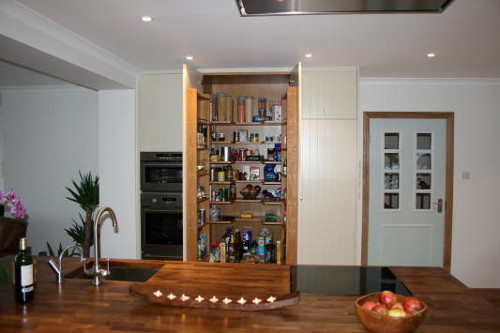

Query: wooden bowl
[354,292,428,333]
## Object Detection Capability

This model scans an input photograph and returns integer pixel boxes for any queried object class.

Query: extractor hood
[236,0,454,16]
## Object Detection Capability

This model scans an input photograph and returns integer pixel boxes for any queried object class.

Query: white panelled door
[368,118,446,267]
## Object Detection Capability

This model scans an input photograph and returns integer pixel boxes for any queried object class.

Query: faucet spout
[90,206,119,285]
[48,244,84,284]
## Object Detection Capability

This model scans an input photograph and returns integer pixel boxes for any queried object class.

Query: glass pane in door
[385,153,400,170]
[384,193,399,209]
[385,173,399,190]
[416,173,431,189]
[416,193,431,210]
[417,133,432,150]
[385,133,400,149]
[416,153,431,170]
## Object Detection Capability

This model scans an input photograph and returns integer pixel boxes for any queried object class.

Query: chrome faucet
[87,206,119,285]
[48,245,85,284]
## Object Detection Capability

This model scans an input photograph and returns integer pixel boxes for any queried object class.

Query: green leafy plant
[46,241,75,257]
[65,171,99,257]
[64,213,93,248]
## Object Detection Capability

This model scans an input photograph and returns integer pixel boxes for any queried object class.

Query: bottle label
[20,264,34,287]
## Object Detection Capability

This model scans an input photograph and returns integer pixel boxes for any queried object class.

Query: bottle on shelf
[250,235,258,255]
[228,232,236,263]
[234,229,242,262]
[15,237,34,303]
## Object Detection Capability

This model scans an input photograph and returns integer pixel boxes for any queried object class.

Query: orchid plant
[0,189,26,219]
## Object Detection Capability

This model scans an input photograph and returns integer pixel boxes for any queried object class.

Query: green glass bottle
[15,237,34,303]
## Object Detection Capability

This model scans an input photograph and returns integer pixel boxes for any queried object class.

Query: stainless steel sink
[66,265,159,282]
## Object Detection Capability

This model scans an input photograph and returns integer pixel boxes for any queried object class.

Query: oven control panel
[141,192,182,210]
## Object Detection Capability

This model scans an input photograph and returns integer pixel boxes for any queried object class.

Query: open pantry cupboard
[185,64,299,265]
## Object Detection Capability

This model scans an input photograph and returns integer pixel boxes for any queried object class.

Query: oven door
[141,162,183,192]
[141,208,183,260]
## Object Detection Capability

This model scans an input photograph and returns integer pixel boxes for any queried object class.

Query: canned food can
[217,171,226,182]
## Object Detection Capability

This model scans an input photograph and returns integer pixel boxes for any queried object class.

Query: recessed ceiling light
[427,53,436,58]
[141,16,152,22]
[185,56,194,60]
[304,53,313,58]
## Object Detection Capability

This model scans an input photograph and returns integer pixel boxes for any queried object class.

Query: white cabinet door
[138,72,182,151]
[299,119,358,265]
[301,68,358,119]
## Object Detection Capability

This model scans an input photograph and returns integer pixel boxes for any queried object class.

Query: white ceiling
[1,0,500,89]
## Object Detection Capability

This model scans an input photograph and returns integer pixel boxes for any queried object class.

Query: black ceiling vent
[236,0,454,16]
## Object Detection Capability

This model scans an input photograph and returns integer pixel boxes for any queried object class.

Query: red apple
[371,304,387,315]
[379,290,397,309]
[362,300,377,310]
[403,297,423,315]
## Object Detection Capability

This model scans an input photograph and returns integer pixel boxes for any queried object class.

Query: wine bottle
[15,237,34,303]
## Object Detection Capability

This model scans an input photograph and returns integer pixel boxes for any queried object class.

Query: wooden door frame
[361,112,454,273]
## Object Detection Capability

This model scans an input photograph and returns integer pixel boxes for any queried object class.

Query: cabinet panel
[138,73,182,151]
[302,68,357,119]
[299,119,357,265]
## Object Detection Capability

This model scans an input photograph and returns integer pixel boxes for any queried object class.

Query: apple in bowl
[354,292,428,333]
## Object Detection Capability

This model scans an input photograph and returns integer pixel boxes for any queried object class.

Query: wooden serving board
[129,261,300,311]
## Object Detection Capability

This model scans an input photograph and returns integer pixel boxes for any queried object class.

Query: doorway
[361,112,454,272]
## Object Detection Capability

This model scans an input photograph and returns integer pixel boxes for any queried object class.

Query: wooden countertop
[0,257,499,332]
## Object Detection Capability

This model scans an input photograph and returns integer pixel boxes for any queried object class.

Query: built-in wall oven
[140,152,183,192]
[140,152,183,261]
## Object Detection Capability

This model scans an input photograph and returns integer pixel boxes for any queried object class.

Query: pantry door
[363,113,454,270]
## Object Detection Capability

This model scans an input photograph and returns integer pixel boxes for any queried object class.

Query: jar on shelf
[237,96,246,122]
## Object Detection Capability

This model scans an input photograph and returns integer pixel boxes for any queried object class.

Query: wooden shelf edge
[210,181,233,185]
[209,220,233,224]
[261,201,282,205]
[233,199,261,203]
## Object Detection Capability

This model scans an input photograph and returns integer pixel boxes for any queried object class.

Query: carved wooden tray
[129,261,300,311]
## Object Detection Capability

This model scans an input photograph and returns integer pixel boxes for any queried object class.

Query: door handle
[433,198,443,213]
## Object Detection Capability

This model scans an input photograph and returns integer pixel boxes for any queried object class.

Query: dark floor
[473,289,500,311]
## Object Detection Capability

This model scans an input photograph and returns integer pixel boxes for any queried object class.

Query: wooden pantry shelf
[233,199,261,203]
[210,181,233,185]
[262,200,282,205]
[209,220,233,224]
[210,161,234,165]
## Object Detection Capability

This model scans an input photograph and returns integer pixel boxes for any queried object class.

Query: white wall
[1,86,98,254]
[98,89,137,259]
[359,78,500,288]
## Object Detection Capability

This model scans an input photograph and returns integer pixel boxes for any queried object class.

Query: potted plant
[65,171,99,257]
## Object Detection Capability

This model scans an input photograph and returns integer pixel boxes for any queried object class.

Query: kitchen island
[0,257,499,332]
